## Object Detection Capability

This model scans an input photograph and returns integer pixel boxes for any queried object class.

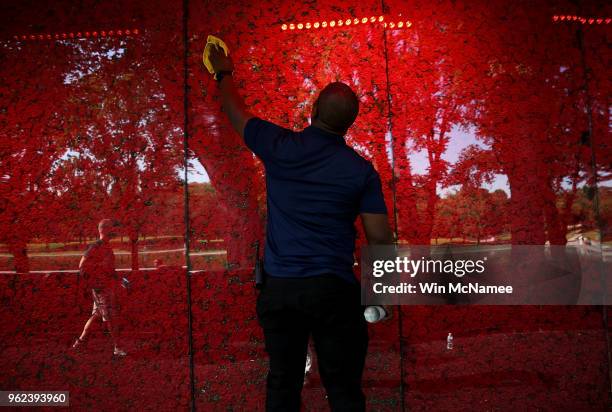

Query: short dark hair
[315,82,359,133]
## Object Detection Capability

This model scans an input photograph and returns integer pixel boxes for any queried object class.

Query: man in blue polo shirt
[209,45,393,411]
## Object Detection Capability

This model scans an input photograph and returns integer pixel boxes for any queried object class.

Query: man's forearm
[218,76,252,138]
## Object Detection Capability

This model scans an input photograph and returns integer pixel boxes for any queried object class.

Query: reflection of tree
[434,188,509,244]
[61,36,184,270]
[0,42,75,272]
[580,19,611,242]
[467,3,598,245]
[385,0,478,245]
[443,145,509,243]
[1,30,184,271]
[188,115,265,269]
[385,0,603,245]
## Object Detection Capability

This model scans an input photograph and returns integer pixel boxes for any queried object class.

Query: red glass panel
[0,0,190,409]
[0,0,609,410]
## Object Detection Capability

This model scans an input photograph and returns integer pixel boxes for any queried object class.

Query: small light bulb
[330,21,336,27]
[362,17,367,23]
[406,20,412,27]
[338,20,343,26]
[314,22,320,28]
[125,30,130,35]
[322,21,327,28]
[305,22,311,29]
[389,22,395,28]
[281,24,287,30]
[370,16,376,23]
[379,16,384,22]
[345,19,351,25]
[398,21,403,28]
[289,23,295,30]
[297,23,303,29]
[353,18,359,24]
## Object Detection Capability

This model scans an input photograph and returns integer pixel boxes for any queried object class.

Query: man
[209,45,393,411]
[72,219,127,356]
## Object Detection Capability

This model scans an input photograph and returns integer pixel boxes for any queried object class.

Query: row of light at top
[13,29,140,41]
[552,15,611,24]
[281,16,412,31]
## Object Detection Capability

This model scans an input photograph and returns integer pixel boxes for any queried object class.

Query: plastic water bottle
[446,333,453,350]
[364,306,387,323]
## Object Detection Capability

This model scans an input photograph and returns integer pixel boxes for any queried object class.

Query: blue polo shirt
[244,117,387,284]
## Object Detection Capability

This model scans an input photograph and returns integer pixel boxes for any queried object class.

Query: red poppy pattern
[1,0,610,410]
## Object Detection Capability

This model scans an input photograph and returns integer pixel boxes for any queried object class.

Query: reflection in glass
[72,219,127,356]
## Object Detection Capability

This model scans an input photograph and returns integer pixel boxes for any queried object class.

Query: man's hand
[209,44,234,74]
[207,43,254,138]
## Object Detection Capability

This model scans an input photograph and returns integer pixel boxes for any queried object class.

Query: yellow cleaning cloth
[203,35,229,80]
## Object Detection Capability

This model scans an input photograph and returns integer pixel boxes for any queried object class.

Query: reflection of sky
[184,159,210,183]
[185,126,513,193]
[408,125,510,196]
[63,44,126,84]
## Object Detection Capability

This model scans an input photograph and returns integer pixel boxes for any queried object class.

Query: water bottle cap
[364,306,384,323]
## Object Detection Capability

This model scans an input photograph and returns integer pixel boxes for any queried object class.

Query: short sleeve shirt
[81,240,116,290]
[244,117,387,283]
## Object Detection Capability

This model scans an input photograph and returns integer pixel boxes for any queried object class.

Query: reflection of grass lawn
[0,235,187,252]
[567,229,611,244]
[0,235,223,254]
[397,233,514,245]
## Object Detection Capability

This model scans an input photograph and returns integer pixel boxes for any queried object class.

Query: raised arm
[208,44,254,138]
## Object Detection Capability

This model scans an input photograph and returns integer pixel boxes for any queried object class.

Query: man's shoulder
[247,117,292,135]
[86,239,103,249]
[244,117,296,160]
[339,145,375,170]
[84,240,105,256]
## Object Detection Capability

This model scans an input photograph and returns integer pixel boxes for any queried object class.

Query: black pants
[256,274,368,412]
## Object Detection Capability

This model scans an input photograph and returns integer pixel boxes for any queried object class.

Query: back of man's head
[313,82,359,134]
[98,218,119,239]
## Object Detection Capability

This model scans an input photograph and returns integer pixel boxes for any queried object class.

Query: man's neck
[310,119,345,136]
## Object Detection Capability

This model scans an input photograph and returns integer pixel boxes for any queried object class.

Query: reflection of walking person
[72,219,127,356]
